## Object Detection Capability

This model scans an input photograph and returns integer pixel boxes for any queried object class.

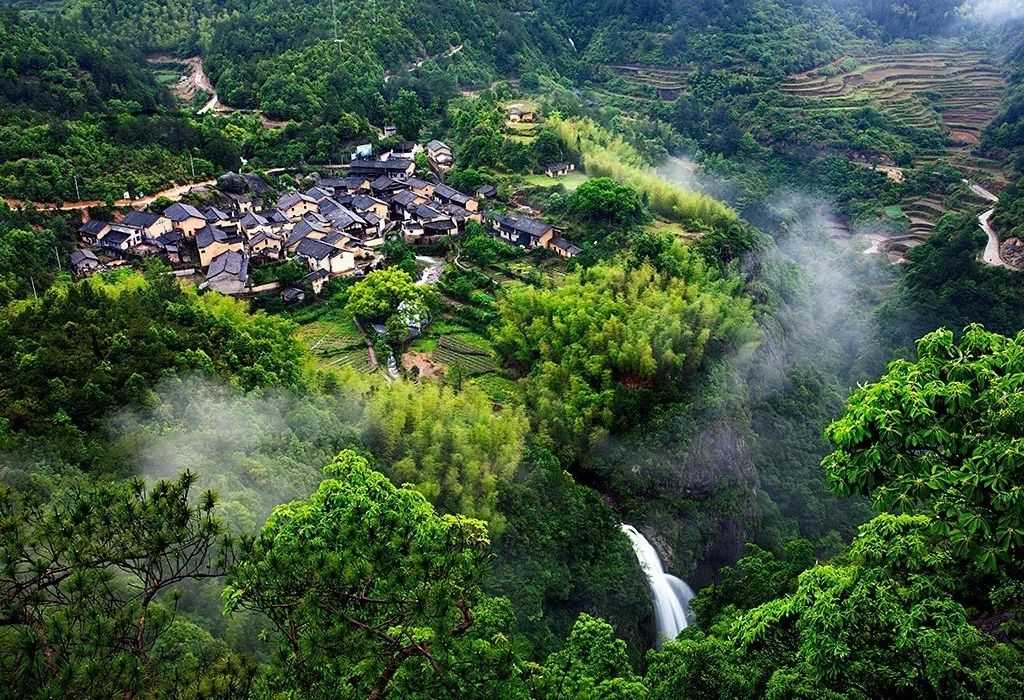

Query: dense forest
[3,0,1024,698]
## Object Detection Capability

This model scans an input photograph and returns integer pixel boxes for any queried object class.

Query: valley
[1,1,1024,698]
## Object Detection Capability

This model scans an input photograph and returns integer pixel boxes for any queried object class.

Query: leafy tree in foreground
[650,514,1024,699]
[539,614,645,699]
[824,325,1024,574]
[0,473,233,699]
[224,450,491,699]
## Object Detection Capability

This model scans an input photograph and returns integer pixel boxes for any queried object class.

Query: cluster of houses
[71,141,581,297]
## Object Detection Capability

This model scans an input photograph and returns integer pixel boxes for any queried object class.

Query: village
[69,133,582,301]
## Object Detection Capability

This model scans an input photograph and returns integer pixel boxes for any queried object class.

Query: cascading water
[621,524,694,648]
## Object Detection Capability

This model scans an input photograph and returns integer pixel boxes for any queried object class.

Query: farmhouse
[348,159,415,177]
[70,249,101,277]
[426,140,453,168]
[544,161,576,178]
[433,184,478,212]
[547,236,582,259]
[507,106,535,123]
[277,192,318,220]
[78,219,110,245]
[196,224,244,267]
[490,213,554,249]
[205,250,249,295]
[121,210,171,239]
[100,224,141,252]
[163,202,207,238]
[475,184,498,200]
[295,237,355,275]
[305,268,330,295]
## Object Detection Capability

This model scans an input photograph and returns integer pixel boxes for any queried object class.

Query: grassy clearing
[521,171,590,191]
[550,116,740,230]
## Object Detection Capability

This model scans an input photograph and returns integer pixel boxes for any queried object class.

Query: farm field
[782,49,1009,257]
[782,51,1005,164]
[294,319,375,373]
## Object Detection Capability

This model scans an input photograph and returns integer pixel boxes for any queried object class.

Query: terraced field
[297,322,375,372]
[431,335,496,375]
[782,51,1004,155]
[783,50,1009,261]
[606,65,692,99]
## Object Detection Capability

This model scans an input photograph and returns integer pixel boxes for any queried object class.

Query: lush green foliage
[226,449,492,698]
[0,267,303,438]
[0,472,239,699]
[364,379,528,527]
[648,514,1024,699]
[493,254,757,455]
[826,325,1024,574]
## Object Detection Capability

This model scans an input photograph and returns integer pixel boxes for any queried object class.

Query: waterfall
[621,524,694,648]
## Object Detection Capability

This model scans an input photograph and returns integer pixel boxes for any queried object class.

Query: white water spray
[621,524,694,647]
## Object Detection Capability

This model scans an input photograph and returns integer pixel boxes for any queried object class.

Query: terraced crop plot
[782,51,1005,148]
[431,336,496,375]
[606,65,692,99]
[297,322,375,372]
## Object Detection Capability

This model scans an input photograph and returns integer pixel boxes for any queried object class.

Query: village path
[352,316,380,370]
[194,58,220,115]
[385,44,463,83]
[1,164,359,213]
[979,208,1014,269]
[2,179,218,213]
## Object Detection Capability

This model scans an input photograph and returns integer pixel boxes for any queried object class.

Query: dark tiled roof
[196,224,242,249]
[296,237,340,260]
[351,194,385,211]
[164,202,204,221]
[305,268,329,282]
[240,212,269,229]
[390,190,420,208]
[501,214,552,237]
[347,159,413,175]
[434,184,471,205]
[101,229,133,248]
[550,236,583,255]
[207,250,247,280]
[70,249,99,265]
[121,210,162,229]
[79,219,109,235]
[277,192,315,211]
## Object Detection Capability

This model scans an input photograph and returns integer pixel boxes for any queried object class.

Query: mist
[107,376,368,532]
[964,0,1024,22]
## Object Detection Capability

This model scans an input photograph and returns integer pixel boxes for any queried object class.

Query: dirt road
[2,179,218,212]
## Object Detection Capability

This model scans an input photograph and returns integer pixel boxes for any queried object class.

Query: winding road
[969,181,1016,270]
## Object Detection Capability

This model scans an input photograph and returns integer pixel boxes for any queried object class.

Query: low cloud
[965,0,1024,22]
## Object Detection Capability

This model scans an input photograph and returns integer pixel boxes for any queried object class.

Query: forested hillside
[2,0,1024,698]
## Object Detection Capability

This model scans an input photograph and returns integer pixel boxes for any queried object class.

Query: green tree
[647,514,1024,699]
[539,614,644,699]
[225,450,490,699]
[824,325,1024,574]
[345,267,422,321]
[0,473,233,699]
[393,89,425,140]
[565,177,648,230]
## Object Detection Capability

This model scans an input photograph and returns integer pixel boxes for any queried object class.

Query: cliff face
[1000,237,1024,269]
